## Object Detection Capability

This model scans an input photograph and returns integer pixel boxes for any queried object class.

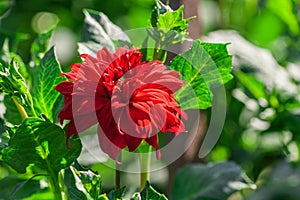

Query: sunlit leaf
[32,47,65,121]
[170,40,233,110]
[2,116,82,173]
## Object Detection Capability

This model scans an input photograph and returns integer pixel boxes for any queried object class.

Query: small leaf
[131,193,141,200]
[0,60,33,109]
[64,167,87,200]
[150,0,172,28]
[32,47,65,121]
[69,163,102,200]
[172,162,254,200]
[2,116,82,173]
[170,40,233,110]
[148,4,194,46]
[107,186,126,200]
[140,182,167,200]
[30,28,55,66]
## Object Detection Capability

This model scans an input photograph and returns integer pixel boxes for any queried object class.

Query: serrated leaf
[148,4,194,46]
[2,116,82,173]
[0,60,33,109]
[172,162,254,200]
[32,47,65,121]
[140,182,167,200]
[156,6,192,33]
[170,40,233,110]
[30,28,54,66]
[68,163,102,200]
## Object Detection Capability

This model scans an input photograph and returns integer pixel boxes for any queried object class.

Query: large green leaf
[79,9,130,55]
[140,182,167,200]
[32,47,65,121]
[172,162,254,200]
[169,40,233,110]
[2,116,82,173]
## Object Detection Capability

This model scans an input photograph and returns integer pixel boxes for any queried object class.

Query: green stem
[152,42,167,62]
[139,146,151,191]
[115,153,122,189]
[12,96,28,119]
[48,171,63,200]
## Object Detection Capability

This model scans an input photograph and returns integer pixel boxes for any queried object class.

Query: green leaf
[0,60,33,109]
[80,9,130,55]
[64,167,88,200]
[131,193,141,200]
[0,117,5,134]
[156,6,192,34]
[0,176,43,200]
[267,0,299,34]
[140,182,167,200]
[2,116,82,173]
[30,28,54,66]
[169,40,233,110]
[68,163,102,200]
[107,186,126,200]
[148,4,194,46]
[32,47,65,121]
[52,93,64,124]
[172,162,254,200]
[3,95,22,125]
[150,0,172,28]
[235,71,267,100]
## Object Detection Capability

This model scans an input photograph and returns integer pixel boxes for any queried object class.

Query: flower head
[55,46,187,161]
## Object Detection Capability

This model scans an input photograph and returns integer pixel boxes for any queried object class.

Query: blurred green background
[1,0,300,199]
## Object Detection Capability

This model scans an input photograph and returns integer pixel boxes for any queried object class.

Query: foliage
[0,0,299,199]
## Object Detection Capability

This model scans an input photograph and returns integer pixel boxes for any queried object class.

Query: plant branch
[139,146,151,191]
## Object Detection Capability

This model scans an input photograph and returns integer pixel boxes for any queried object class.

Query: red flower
[55,46,187,161]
